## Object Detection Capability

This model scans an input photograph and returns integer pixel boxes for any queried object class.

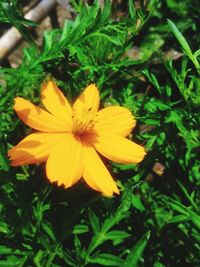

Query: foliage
[0,0,36,41]
[0,0,200,266]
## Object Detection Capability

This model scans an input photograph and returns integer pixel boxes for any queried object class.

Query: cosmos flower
[8,81,146,196]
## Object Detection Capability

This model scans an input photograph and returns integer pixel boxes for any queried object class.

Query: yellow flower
[8,81,146,196]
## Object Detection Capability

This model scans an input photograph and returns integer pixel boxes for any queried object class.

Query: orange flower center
[72,108,97,135]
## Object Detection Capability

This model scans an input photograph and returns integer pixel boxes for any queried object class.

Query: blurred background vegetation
[0,0,199,266]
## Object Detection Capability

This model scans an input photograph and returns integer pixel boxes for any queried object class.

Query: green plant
[0,0,199,266]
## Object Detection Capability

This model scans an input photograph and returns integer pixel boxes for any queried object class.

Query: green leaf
[177,180,198,211]
[132,194,145,212]
[139,34,164,62]
[143,118,161,126]
[122,231,150,267]
[153,261,166,267]
[88,209,100,234]
[0,245,31,257]
[41,222,56,241]
[59,250,77,267]
[167,215,189,224]
[187,210,200,229]
[89,253,124,266]
[0,144,10,171]
[0,255,27,267]
[167,19,193,57]
[33,250,45,267]
[167,20,200,74]
[194,49,200,57]
[0,245,12,254]
[165,85,172,97]
[98,0,111,24]
[105,230,130,241]
[73,224,89,234]
[169,202,188,215]
[0,2,35,42]
[74,235,82,252]
[0,221,9,234]
[128,0,136,21]
[89,32,123,46]
[145,135,157,149]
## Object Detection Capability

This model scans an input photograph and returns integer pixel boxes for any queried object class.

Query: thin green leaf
[167,215,189,224]
[122,231,150,267]
[89,253,124,266]
[105,230,131,241]
[187,210,200,229]
[73,224,89,234]
[88,209,100,234]
[167,19,192,57]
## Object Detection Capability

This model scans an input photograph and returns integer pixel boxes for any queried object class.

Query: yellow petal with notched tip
[92,134,146,164]
[82,145,119,197]
[41,80,72,126]
[8,132,69,166]
[73,84,99,113]
[14,97,69,132]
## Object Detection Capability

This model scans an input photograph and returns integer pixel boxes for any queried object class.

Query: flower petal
[95,106,136,137]
[41,80,72,125]
[82,145,119,197]
[92,134,146,164]
[46,135,83,187]
[8,132,68,166]
[14,97,69,132]
[73,84,99,112]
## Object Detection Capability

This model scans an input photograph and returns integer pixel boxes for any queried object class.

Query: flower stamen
[72,107,97,135]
